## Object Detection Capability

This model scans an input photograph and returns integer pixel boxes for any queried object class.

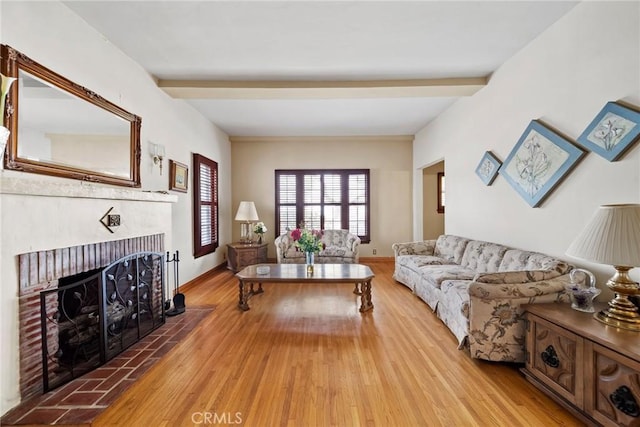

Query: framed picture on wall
[499,120,585,208]
[475,151,502,186]
[576,101,640,161]
[169,160,188,192]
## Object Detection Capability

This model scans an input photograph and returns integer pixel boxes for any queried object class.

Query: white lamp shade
[566,204,640,267]
[234,201,259,221]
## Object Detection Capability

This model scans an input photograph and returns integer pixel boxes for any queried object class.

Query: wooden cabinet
[226,243,268,273]
[523,303,640,426]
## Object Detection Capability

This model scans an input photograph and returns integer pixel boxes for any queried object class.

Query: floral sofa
[392,234,573,363]
[275,229,361,264]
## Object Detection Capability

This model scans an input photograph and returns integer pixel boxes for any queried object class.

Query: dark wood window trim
[193,153,219,258]
[275,169,370,243]
[437,172,445,214]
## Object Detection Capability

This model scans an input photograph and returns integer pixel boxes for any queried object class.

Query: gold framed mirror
[1,44,141,187]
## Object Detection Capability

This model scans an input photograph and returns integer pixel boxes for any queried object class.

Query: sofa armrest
[472,269,563,285]
[469,275,570,299]
[274,233,293,263]
[467,275,571,362]
[348,234,361,252]
[391,240,436,257]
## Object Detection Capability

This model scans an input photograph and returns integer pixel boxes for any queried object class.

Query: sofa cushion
[396,255,451,271]
[420,265,475,289]
[322,229,359,251]
[460,241,509,273]
[473,269,563,284]
[434,235,470,264]
[321,246,355,258]
[393,240,436,256]
[498,249,571,274]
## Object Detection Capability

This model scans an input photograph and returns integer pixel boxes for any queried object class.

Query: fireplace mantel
[0,176,178,203]
[1,175,177,410]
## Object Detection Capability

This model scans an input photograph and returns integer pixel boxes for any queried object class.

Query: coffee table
[236,263,375,312]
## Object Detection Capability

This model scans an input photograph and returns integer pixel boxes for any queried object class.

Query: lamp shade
[566,204,640,267]
[234,201,259,222]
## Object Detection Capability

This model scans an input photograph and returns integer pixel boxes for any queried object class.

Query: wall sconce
[235,201,259,243]
[149,141,165,175]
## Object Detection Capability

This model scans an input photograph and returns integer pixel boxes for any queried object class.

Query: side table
[522,302,640,426]
[226,242,268,273]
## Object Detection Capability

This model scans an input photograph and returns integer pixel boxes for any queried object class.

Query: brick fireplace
[17,234,164,400]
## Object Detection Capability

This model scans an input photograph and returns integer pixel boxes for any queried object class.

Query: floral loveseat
[392,234,573,363]
[275,229,361,264]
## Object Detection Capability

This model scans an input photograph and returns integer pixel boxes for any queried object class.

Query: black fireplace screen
[40,252,165,392]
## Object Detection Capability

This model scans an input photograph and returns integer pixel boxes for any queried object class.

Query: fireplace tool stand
[165,250,185,316]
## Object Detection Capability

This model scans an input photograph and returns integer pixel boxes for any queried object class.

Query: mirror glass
[2,45,141,187]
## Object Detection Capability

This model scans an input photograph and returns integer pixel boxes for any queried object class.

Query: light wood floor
[94,260,581,426]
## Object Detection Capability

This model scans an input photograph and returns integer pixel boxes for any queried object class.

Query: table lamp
[235,201,259,243]
[566,204,640,331]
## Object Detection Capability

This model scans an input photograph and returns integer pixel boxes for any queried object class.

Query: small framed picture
[169,160,188,192]
[577,101,640,161]
[475,151,502,186]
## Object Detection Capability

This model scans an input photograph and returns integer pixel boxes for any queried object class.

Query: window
[437,172,445,214]
[275,169,370,243]
[193,154,219,257]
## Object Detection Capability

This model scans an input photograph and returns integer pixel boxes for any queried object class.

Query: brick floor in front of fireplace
[1,306,214,426]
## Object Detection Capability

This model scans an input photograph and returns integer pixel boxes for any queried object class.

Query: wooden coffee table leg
[353,282,362,295]
[238,279,250,311]
[359,280,374,312]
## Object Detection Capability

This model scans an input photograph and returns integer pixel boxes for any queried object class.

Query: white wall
[414,2,640,289]
[231,136,414,258]
[0,1,231,414]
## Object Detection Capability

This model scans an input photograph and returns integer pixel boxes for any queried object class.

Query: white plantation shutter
[193,154,218,257]
[275,169,370,242]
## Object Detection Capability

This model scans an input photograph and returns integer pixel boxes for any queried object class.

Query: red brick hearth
[17,235,164,400]
[2,306,214,426]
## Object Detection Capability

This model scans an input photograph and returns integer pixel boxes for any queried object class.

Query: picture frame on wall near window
[169,160,188,193]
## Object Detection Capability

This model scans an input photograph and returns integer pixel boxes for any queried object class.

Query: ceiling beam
[157,77,487,99]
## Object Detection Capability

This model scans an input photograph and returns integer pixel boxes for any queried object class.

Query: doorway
[422,161,445,239]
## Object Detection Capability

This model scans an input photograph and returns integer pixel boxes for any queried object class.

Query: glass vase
[305,251,314,275]
[567,268,600,313]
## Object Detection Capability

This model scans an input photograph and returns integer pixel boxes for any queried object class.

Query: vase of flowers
[253,222,267,244]
[291,224,324,274]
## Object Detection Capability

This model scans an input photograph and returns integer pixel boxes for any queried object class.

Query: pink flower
[291,228,301,241]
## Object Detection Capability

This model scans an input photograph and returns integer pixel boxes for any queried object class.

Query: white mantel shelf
[0,177,178,203]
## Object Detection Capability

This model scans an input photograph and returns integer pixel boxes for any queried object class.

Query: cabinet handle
[541,345,559,368]
[610,385,639,418]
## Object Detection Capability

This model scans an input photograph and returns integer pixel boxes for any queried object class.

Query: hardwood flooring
[94,260,581,426]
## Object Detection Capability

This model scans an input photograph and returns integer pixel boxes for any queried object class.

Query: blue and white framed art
[499,120,585,208]
[475,151,502,186]
[577,101,640,161]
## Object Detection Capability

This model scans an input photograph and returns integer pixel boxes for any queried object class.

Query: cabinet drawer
[585,342,640,427]
[257,245,268,260]
[526,314,584,407]
[237,250,256,265]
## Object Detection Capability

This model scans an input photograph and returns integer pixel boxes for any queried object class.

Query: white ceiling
[64,1,578,137]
